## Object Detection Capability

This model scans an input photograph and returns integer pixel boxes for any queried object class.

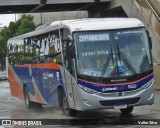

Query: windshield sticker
[84,70,101,77]
[118,61,125,73]
[81,50,109,57]
[79,34,109,42]
[117,30,143,35]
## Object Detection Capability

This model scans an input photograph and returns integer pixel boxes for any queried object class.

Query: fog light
[83,99,91,106]
[148,93,154,101]
[78,84,97,94]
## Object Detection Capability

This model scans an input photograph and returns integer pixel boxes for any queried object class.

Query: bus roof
[58,18,144,31]
[8,18,144,41]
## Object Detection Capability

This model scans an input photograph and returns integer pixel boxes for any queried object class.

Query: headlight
[78,84,98,94]
[141,79,154,89]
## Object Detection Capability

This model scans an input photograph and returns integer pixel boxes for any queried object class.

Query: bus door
[63,41,75,108]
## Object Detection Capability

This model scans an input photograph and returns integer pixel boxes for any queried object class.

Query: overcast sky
[0,14,17,27]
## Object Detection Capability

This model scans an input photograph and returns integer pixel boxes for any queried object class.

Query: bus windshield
[74,28,152,78]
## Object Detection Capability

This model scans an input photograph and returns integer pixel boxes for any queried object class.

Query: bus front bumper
[75,83,154,111]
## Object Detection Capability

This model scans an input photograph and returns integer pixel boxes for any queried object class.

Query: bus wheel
[120,106,133,114]
[35,103,42,109]
[58,89,77,117]
[24,87,34,109]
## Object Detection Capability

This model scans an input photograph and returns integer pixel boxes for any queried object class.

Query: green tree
[16,19,35,36]
[8,22,17,37]
[0,14,36,70]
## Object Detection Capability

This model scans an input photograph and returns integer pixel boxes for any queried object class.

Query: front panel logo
[102,87,117,92]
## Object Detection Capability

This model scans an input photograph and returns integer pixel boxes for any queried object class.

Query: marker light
[141,79,154,89]
[78,84,97,94]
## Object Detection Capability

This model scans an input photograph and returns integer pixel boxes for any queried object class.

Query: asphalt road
[0,80,160,128]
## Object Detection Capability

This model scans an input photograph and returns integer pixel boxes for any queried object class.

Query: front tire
[120,106,133,114]
[58,88,77,117]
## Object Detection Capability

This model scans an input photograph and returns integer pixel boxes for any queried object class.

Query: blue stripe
[78,74,153,92]
[13,65,64,106]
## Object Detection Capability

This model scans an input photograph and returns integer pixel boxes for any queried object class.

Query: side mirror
[69,45,76,58]
[68,35,73,41]
[66,35,75,58]
[62,35,73,42]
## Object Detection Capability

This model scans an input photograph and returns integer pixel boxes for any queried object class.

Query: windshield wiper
[99,53,111,82]
[120,52,137,75]
[115,40,137,75]
[99,42,114,82]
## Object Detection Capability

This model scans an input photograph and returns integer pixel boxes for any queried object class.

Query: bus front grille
[99,97,140,106]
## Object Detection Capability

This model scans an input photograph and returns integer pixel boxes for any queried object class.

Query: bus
[7,18,154,116]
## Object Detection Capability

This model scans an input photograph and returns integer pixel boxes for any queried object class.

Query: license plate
[114,104,127,109]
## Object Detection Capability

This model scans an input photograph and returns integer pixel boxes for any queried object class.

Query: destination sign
[79,34,109,42]
[117,30,144,35]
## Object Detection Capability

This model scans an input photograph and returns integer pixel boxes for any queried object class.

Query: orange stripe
[33,63,60,70]
[36,91,43,104]
[15,63,60,70]
[78,73,153,86]
[8,68,24,99]
[16,64,30,68]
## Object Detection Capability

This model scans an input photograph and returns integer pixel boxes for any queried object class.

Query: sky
[0,14,18,27]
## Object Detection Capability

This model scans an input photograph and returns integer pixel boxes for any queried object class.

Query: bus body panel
[76,78,154,111]
[8,65,24,100]
[77,74,154,93]
[8,63,68,106]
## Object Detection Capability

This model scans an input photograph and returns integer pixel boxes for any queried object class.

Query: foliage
[15,18,35,36]
[0,14,36,70]
[0,14,36,55]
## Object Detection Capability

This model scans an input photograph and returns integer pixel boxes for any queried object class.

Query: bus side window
[54,53,62,64]
[50,53,62,64]
[40,56,45,63]
[45,56,51,63]
[32,57,40,64]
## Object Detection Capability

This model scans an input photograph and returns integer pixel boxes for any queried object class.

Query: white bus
[7,18,154,116]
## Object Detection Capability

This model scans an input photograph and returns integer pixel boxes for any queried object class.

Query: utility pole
[41,13,43,24]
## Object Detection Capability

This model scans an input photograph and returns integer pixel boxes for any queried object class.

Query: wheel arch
[57,85,64,93]
[57,85,66,106]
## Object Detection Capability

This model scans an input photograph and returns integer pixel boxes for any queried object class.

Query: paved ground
[0,81,160,128]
